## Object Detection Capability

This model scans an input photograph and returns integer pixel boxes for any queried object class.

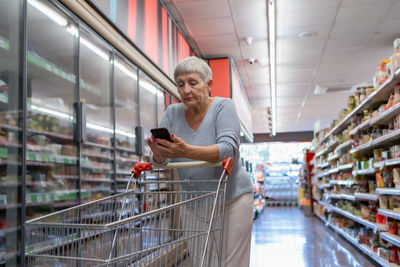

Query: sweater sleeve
[214,99,241,161]
[150,106,173,166]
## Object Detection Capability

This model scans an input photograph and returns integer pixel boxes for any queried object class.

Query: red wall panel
[162,7,169,74]
[127,0,137,41]
[182,38,190,59]
[144,0,158,64]
[209,58,231,98]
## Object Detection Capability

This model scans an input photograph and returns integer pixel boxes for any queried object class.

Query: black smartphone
[151,128,173,142]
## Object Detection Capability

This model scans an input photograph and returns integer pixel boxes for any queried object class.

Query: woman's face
[176,72,212,108]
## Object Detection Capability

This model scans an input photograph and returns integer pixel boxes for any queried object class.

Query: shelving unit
[312,65,400,265]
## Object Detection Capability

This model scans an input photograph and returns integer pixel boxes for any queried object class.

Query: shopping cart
[25,158,233,267]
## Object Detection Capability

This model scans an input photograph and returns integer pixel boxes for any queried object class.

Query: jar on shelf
[394,38,400,71]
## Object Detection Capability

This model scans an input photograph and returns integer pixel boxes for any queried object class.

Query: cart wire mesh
[25,160,232,267]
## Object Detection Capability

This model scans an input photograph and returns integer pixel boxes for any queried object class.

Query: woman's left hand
[155,134,191,158]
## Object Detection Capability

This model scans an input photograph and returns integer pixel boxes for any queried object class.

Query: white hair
[174,56,212,83]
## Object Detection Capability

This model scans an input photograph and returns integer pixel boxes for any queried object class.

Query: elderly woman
[146,56,253,266]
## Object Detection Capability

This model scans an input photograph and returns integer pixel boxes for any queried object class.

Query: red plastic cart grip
[222,158,233,175]
[132,162,153,177]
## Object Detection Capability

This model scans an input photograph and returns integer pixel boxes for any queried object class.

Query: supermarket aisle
[250,208,377,267]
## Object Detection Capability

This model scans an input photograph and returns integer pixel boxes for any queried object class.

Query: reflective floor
[250,207,378,267]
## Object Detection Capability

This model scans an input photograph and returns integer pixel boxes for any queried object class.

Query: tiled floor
[250,207,378,267]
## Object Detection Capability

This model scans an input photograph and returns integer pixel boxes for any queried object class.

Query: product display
[312,39,400,266]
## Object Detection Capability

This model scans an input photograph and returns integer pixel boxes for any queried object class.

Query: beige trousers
[183,192,253,267]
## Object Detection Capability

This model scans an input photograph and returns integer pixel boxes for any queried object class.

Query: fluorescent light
[87,122,113,134]
[268,0,277,136]
[115,129,135,139]
[139,80,157,95]
[114,60,137,80]
[31,104,73,121]
[80,38,110,61]
[28,0,68,26]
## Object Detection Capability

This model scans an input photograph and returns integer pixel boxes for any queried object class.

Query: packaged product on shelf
[0,79,8,93]
[375,60,390,87]
[377,214,388,231]
[389,246,398,264]
[376,172,385,188]
[393,168,400,189]
[392,196,400,212]
[394,38,400,71]
[378,247,390,260]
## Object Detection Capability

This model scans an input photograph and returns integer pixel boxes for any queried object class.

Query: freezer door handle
[74,101,87,143]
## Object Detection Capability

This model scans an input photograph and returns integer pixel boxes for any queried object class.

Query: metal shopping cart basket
[25,158,233,267]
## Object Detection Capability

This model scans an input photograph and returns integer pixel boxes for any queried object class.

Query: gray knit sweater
[151,97,253,201]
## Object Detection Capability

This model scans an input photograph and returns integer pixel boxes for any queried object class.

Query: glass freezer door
[80,28,113,202]
[26,1,79,221]
[0,1,23,264]
[114,56,139,193]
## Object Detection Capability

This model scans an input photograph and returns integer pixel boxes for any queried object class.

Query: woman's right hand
[146,137,166,163]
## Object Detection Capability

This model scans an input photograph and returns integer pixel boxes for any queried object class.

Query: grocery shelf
[81,178,112,183]
[336,140,354,152]
[338,163,354,171]
[340,194,356,201]
[380,232,400,248]
[52,175,79,180]
[327,193,341,199]
[371,101,400,126]
[375,158,400,168]
[330,180,356,186]
[349,119,371,136]
[327,154,340,162]
[0,142,21,148]
[354,193,378,201]
[331,207,381,232]
[84,141,113,150]
[115,146,136,153]
[315,148,327,158]
[316,171,330,178]
[116,157,138,163]
[352,168,376,176]
[328,167,339,174]
[376,188,400,195]
[318,183,332,189]
[352,128,400,155]
[0,124,21,132]
[328,223,395,267]
[350,141,372,154]
[317,162,330,169]
[27,128,73,140]
[81,152,113,160]
[326,140,339,152]
[378,208,400,220]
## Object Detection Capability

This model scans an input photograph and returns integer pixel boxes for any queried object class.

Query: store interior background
[1,0,400,265]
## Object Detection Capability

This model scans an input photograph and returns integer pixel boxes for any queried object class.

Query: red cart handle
[222,158,233,175]
[132,158,233,177]
[132,162,153,177]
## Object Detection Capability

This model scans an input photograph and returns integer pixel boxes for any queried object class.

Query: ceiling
[161,0,400,134]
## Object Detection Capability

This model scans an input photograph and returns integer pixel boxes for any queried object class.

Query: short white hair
[174,56,212,83]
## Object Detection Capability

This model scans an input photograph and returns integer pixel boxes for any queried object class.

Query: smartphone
[151,128,173,142]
